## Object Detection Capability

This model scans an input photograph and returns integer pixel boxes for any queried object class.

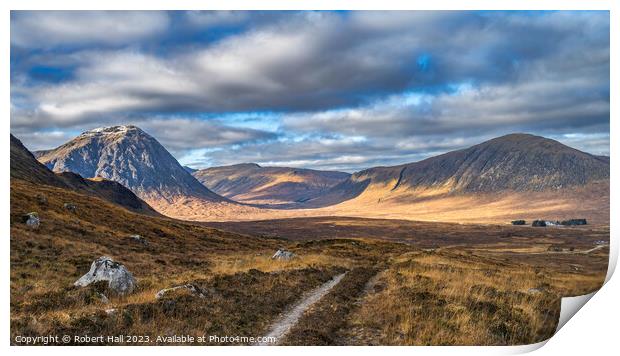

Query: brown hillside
[193,163,350,206]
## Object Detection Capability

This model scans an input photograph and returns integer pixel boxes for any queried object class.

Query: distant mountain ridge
[303,133,610,207]
[36,125,225,204]
[193,163,350,205]
[30,129,610,223]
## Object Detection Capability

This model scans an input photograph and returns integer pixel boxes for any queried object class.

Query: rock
[511,220,526,225]
[105,308,117,315]
[74,256,137,295]
[532,220,546,227]
[129,234,148,246]
[22,212,40,229]
[64,203,78,212]
[271,249,296,260]
[155,284,206,299]
[527,287,543,295]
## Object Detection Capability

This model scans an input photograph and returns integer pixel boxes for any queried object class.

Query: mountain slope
[33,126,270,221]
[296,133,610,224]
[307,133,609,206]
[193,163,350,206]
[11,134,156,215]
[36,126,226,203]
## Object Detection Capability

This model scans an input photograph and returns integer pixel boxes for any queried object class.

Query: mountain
[11,134,156,215]
[30,130,609,224]
[33,126,269,221]
[311,133,609,203]
[36,126,226,203]
[193,163,350,206]
[301,133,609,224]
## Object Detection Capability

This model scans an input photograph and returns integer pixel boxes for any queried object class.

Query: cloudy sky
[10,11,609,172]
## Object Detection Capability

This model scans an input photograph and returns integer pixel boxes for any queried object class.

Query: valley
[9,177,609,345]
[10,130,610,345]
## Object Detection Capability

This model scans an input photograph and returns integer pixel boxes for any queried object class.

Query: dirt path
[256,272,347,345]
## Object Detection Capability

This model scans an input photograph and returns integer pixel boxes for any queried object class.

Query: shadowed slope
[11,134,157,215]
[193,163,350,206]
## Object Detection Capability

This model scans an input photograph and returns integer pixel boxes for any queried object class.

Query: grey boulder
[74,256,137,295]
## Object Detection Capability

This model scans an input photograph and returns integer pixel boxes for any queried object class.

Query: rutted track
[256,272,347,345]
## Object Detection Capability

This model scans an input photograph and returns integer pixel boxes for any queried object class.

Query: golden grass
[209,253,354,275]
[10,178,608,345]
[344,250,604,345]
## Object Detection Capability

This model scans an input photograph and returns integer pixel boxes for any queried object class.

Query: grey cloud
[283,73,609,143]
[10,11,609,172]
[183,133,504,172]
[11,11,170,48]
[135,118,278,155]
[11,115,278,158]
[12,11,609,122]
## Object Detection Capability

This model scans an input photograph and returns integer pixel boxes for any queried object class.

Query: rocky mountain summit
[11,134,155,214]
[36,126,225,204]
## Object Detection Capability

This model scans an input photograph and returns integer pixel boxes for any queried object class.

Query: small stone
[527,287,543,295]
[130,234,148,245]
[64,203,78,212]
[22,212,40,229]
[155,284,206,299]
[271,249,296,260]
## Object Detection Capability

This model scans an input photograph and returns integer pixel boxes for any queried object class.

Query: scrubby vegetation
[10,178,608,345]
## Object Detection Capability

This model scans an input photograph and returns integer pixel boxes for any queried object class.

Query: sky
[10,10,610,172]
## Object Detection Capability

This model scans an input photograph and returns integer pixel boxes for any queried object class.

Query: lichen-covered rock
[271,249,296,260]
[155,284,206,299]
[22,212,40,229]
[74,256,137,295]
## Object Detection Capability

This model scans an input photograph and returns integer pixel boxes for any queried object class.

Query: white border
[2,1,616,355]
